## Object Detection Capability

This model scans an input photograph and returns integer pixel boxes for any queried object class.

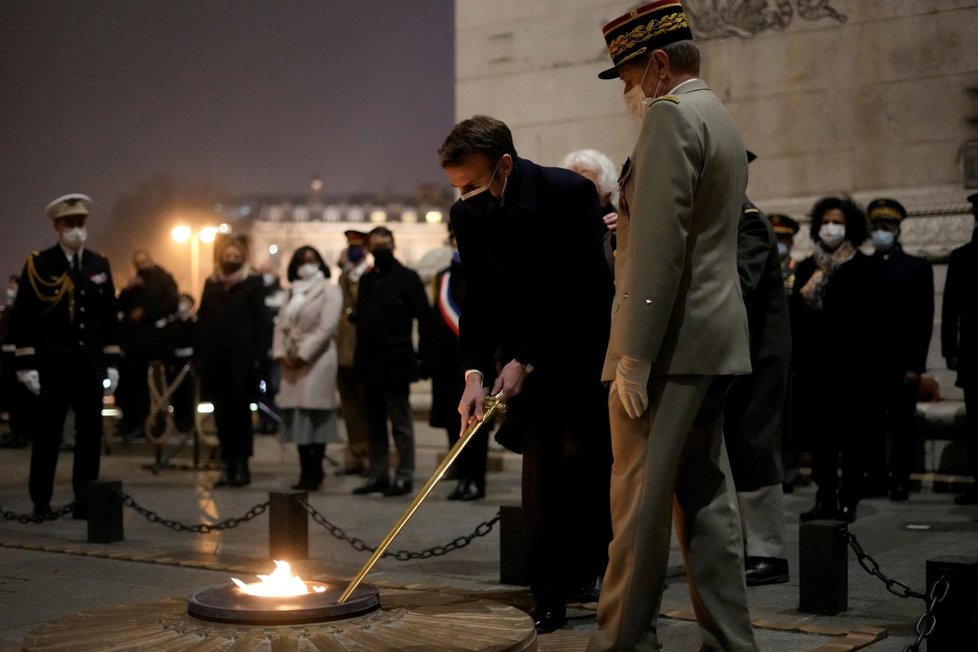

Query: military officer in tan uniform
[589,2,757,650]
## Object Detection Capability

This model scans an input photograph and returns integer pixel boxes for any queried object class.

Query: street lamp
[172,224,218,300]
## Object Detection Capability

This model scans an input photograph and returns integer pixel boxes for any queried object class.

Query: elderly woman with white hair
[560,148,619,269]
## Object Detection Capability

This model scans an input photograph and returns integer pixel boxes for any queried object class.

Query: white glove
[614,355,652,419]
[105,367,120,396]
[16,369,41,396]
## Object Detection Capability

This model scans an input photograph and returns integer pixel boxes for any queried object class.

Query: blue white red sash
[437,271,460,337]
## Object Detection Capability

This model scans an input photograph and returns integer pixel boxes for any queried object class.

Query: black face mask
[221,260,243,275]
[372,247,394,269]
[461,189,502,216]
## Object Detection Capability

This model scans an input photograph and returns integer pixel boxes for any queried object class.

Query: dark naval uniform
[11,244,119,514]
[874,244,933,496]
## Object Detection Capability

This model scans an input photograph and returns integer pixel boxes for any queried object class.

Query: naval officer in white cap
[9,193,121,519]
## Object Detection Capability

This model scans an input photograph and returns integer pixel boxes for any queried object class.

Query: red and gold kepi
[599,1,693,80]
[867,198,907,223]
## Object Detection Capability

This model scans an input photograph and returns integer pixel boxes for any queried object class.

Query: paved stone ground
[1,419,977,651]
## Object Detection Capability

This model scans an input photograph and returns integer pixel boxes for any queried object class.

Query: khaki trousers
[589,375,757,652]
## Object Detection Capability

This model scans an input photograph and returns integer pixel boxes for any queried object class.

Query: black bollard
[269,491,308,560]
[86,480,124,543]
[799,520,848,615]
[925,556,978,651]
[499,505,531,586]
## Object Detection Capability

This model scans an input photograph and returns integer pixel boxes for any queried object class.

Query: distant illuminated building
[218,177,456,281]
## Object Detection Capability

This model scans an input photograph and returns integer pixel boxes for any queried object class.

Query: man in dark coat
[9,193,120,518]
[115,249,179,438]
[943,193,978,504]
[352,226,432,497]
[866,198,933,501]
[724,200,791,586]
[440,115,613,633]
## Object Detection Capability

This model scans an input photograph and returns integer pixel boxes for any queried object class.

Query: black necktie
[70,253,81,282]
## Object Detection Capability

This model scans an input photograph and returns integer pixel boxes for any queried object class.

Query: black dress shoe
[383,478,413,497]
[838,504,857,523]
[458,480,485,501]
[352,478,389,495]
[745,556,789,586]
[889,485,910,502]
[529,606,566,633]
[954,487,978,505]
[32,503,52,519]
[799,501,838,521]
[447,479,470,501]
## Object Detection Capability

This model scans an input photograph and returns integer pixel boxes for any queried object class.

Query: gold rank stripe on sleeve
[14,347,36,357]
[25,251,75,317]
[103,345,122,355]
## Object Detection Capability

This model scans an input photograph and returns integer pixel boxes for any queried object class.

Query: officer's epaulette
[651,95,680,105]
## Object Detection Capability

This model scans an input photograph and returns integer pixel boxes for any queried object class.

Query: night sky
[0,0,455,279]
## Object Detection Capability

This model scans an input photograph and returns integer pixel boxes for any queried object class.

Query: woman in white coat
[273,246,343,490]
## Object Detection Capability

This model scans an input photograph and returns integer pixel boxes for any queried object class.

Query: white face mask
[623,57,659,119]
[819,223,846,249]
[60,227,87,250]
[296,262,320,280]
[5,288,16,305]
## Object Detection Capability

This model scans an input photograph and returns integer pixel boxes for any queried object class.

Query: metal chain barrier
[845,530,950,651]
[115,488,268,534]
[301,498,500,560]
[1,501,76,524]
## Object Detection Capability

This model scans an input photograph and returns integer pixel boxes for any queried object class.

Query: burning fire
[231,560,327,597]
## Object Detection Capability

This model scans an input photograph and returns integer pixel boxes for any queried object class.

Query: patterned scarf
[799,241,856,311]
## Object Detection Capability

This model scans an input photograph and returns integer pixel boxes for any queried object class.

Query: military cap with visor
[768,213,800,237]
[598,1,694,80]
[867,198,907,223]
[45,193,92,220]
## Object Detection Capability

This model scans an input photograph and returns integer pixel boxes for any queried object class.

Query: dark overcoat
[450,156,613,445]
[876,245,933,377]
[195,273,265,401]
[354,259,431,386]
[942,238,978,387]
[724,203,791,491]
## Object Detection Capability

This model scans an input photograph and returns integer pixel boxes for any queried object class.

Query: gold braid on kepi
[866,198,907,223]
[598,1,694,79]
[25,252,74,317]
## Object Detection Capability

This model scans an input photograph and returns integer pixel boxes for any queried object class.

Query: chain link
[301,498,500,560]
[1,501,77,523]
[845,531,950,651]
[116,489,268,533]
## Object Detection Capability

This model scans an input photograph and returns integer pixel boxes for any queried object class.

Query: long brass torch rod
[338,392,506,603]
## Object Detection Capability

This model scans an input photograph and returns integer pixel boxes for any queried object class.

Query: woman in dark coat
[791,197,882,523]
[196,237,265,488]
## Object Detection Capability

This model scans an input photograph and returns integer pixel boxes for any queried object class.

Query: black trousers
[207,365,254,461]
[879,375,919,488]
[965,385,978,482]
[30,349,103,508]
[444,424,489,486]
[519,382,612,609]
